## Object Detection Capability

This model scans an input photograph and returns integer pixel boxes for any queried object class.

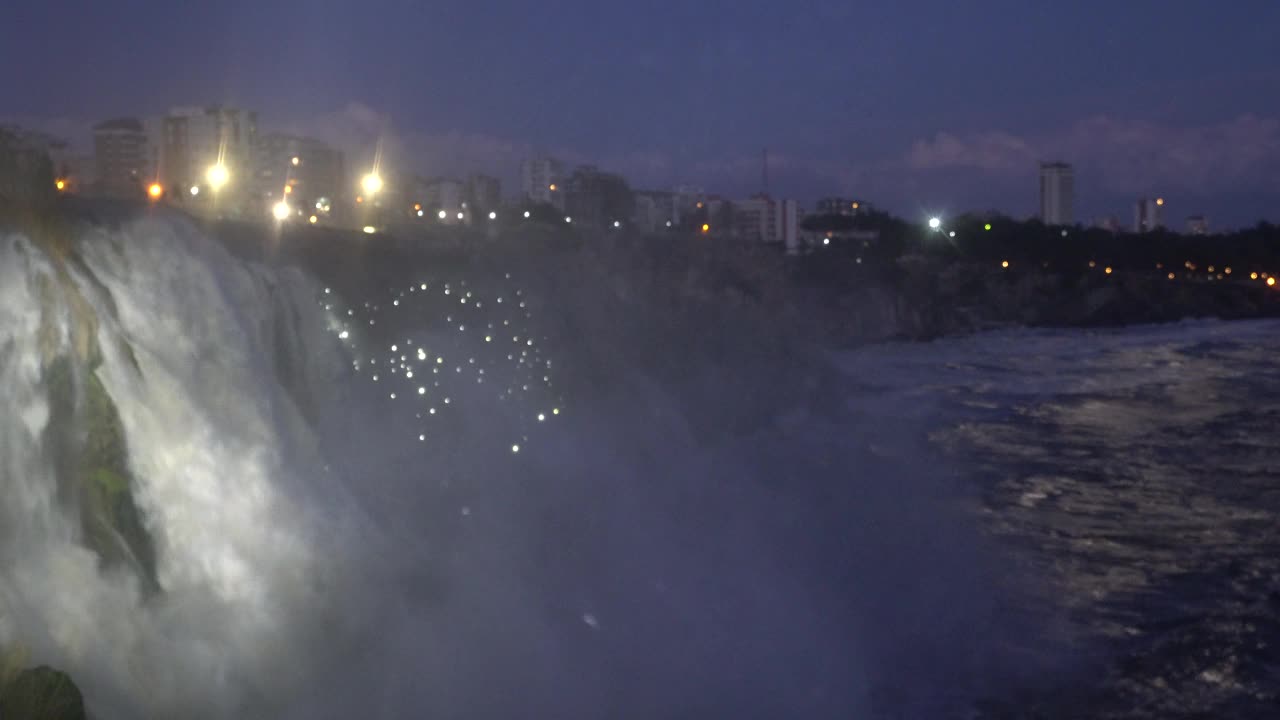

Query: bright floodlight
[489,211,497,220]
[361,172,383,196]
[190,185,200,196]
[928,217,941,230]
[272,201,291,221]
[206,164,229,190]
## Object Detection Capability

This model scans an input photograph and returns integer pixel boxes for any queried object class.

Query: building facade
[252,133,344,212]
[1039,162,1074,226]
[734,194,798,248]
[521,156,563,207]
[814,197,869,216]
[160,105,257,212]
[92,118,148,198]
[465,174,501,212]
[1187,215,1209,236]
[633,190,676,232]
[563,165,634,229]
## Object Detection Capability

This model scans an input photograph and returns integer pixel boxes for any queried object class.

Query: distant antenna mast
[762,148,769,194]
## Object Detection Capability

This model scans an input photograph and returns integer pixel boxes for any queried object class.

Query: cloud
[902,114,1280,195]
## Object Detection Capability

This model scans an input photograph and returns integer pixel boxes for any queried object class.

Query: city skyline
[4,2,1279,227]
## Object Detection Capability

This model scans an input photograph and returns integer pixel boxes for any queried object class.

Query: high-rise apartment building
[1039,162,1074,226]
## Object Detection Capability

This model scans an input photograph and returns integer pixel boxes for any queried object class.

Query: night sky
[4,1,1278,226]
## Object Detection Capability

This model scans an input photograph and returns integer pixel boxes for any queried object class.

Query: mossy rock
[42,356,160,594]
[0,666,85,720]
[0,646,30,691]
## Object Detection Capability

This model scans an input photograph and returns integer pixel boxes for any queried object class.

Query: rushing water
[842,320,1280,717]
[1,214,1277,718]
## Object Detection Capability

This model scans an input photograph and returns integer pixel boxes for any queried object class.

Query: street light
[565,216,572,223]
[55,179,66,191]
[438,210,447,219]
[272,201,291,221]
[190,185,200,196]
[291,156,300,166]
[523,211,531,218]
[361,172,383,196]
[928,217,941,230]
[206,164,229,190]
[148,183,163,200]
[489,211,497,220]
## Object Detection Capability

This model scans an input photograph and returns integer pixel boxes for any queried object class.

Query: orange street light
[147,183,163,200]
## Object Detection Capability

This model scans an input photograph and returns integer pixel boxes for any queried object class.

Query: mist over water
[1,215,1052,718]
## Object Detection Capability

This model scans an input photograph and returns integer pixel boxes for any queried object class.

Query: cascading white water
[0,216,378,717]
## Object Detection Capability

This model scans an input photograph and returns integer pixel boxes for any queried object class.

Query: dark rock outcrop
[0,666,86,720]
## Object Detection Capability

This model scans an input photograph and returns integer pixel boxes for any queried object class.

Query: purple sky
[3,1,1278,227]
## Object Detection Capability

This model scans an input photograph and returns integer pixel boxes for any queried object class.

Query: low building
[734,194,799,250]
[633,190,676,232]
[465,174,501,212]
[563,165,634,229]
[1187,215,1209,236]
[416,177,466,224]
[93,118,149,198]
[0,125,58,209]
[814,197,870,216]
[521,156,563,207]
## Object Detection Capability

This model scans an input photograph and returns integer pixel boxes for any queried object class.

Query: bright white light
[338,330,349,339]
[823,238,830,246]
[537,413,545,422]
[206,164,229,190]
[291,156,300,166]
[418,387,425,395]
[417,210,424,217]
[523,211,531,218]
[565,216,572,223]
[488,211,497,220]
[362,226,377,234]
[272,201,291,221]
[189,185,200,196]
[613,220,621,228]
[438,210,447,219]
[665,221,672,227]
[948,231,956,238]
[928,217,941,230]
[457,212,465,220]
[361,173,383,195]
[511,444,520,453]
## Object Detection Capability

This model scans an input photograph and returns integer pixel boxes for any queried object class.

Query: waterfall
[0,214,371,717]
